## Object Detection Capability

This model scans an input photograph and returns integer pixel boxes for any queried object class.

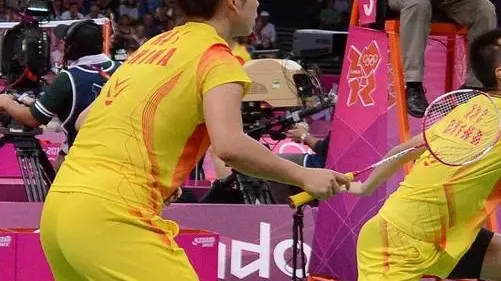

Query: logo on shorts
[346,41,382,107]
[192,236,216,248]
[0,235,12,247]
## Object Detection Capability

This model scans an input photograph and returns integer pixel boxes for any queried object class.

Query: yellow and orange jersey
[380,96,501,260]
[51,22,251,215]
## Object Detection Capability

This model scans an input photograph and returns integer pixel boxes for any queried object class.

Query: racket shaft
[365,145,423,171]
[288,145,424,208]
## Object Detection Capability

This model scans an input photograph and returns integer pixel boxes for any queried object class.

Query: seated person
[284,122,330,168]
[252,11,276,50]
[388,0,497,118]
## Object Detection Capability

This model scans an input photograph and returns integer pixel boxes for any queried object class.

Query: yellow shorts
[40,191,199,281]
[357,215,469,281]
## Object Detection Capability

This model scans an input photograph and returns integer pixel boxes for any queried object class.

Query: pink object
[319,74,340,93]
[39,141,63,166]
[0,144,21,178]
[312,26,469,280]
[0,229,219,281]
[0,232,15,281]
[332,26,389,140]
[358,0,377,25]
[176,229,219,281]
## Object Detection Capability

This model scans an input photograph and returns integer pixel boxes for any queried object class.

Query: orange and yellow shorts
[357,214,477,281]
[40,191,199,281]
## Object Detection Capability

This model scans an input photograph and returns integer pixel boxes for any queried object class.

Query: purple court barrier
[0,202,317,281]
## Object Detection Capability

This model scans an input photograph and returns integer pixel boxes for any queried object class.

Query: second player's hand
[301,168,351,200]
[346,181,370,196]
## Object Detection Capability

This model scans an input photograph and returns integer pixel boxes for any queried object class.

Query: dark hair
[63,23,103,66]
[470,29,501,88]
[111,34,140,61]
[176,0,222,20]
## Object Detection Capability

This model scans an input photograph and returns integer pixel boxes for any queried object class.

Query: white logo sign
[192,236,217,248]
[218,222,312,280]
[363,0,375,16]
[0,236,12,247]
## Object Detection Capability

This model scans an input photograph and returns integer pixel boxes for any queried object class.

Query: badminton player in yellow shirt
[38,0,351,280]
[349,30,501,281]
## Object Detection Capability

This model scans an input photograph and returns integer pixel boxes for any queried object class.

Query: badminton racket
[288,89,501,208]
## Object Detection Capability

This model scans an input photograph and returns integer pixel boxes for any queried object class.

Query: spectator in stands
[389,0,497,118]
[96,0,115,16]
[117,14,134,35]
[253,11,276,49]
[133,23,148,44]
[86,3,105,19]
[155,6,169,29]
[119,0,140,22]
[147,0,160,16]
[52,0,63,20]
[110,32,140,61]
[142,12,162,37]
[61,3,84,20]
[163,0,178,30]
[62,0,83,10]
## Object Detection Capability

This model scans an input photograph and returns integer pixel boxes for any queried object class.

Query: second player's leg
[480,232,501,280]
[357,215,438,281]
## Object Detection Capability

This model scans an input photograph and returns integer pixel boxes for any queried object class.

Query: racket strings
[424,90,478,129]
[424,90,501,165]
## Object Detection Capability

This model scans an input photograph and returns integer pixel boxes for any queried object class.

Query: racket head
[422,89,501,166]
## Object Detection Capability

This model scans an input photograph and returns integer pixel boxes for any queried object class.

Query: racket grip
[287,172,355,209]
[288,192,315,209]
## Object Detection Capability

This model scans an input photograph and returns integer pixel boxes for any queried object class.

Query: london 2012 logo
[346,41,382,107]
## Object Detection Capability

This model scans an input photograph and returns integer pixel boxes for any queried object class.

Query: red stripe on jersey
[142,72,183,208]
[196,43,236,91]
[170,124,211,189]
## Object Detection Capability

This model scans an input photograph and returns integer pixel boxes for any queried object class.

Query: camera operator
[0,20,120,170]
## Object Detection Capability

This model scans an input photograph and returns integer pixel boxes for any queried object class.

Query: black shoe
[406,86,428,118]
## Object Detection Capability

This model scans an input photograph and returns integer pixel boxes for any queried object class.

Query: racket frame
[422,89,501,167]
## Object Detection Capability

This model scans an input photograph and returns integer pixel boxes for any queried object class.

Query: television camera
[0,0,56,202]
[200,29,343,205]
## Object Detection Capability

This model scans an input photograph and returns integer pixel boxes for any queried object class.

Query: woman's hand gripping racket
[289,89,501,208]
